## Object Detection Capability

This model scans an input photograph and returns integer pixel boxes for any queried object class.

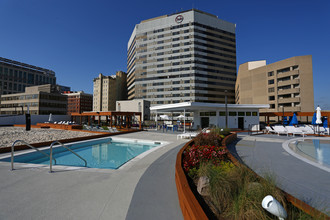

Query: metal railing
[11,140,87,173]
[49,141,87,172]
[11,140,56,171]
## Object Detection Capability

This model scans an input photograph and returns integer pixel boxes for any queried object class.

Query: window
[219,112,226,116]
[268,87,275,93]
[229,112,236,116]
[268,71,274,77]
[238,112,245,116]
[270,104,275,109]
[184,30,189,33]
[246,112,251,116]
[252,112,258,116]
[269,96,275,101]
[268,79,274,85]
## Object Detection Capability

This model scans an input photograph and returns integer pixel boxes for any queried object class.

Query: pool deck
[228,133,330,214]
[0,131,188,220]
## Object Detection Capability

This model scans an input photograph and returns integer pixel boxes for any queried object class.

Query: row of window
[0,67,55,84]
[200,111,258,116]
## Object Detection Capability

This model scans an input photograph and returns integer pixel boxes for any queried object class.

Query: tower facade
[235,55,314,113]
[127,9,237,106]
[93,71,127,112]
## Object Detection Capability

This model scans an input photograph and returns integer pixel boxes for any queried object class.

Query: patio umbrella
[323,117,328,128]
[283,116,288,125]
[316,106,322,124]
[48,113,53,122]
[160,115,169,120]
[288,116,292,125]
[289,113,298,125]
[311,112,317,125]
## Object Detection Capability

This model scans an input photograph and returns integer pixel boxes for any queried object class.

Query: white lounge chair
[300,125,315,134]
[177,127,208,140]
[285,126,305,137]
[272,125,288,136]
[265,126,274,134]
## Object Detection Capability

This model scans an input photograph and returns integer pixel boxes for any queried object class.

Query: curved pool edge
[282,137,330,173]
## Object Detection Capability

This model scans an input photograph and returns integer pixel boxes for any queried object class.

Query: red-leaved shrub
[182,144,228,172]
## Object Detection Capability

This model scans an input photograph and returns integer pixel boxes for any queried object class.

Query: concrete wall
[116,99,150,121]
[193,109,260,130]
[0,115,70,126]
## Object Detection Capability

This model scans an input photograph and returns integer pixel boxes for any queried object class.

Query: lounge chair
[265,126,274,134]
[319,127,330,135]
[272,125,288,136]
[300,125,315,134]
[177,127,208,140]
[285,126,305,137]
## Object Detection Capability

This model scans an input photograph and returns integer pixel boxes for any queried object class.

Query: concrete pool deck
[0,131,188,220]
[228,133,330,214]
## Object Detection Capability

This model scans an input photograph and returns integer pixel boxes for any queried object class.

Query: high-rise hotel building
[127,9,237,106]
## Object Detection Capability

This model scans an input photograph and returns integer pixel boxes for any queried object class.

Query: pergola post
[110,115,113,127]
[139,113,142,130]
[155,111,158,131]
[126,116,129,128]
[183,109,186,133]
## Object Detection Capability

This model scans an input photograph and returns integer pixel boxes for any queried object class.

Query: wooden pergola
[70,111,142,129]
[260,112,330,126]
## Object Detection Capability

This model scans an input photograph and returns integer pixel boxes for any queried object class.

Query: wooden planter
[175,132,329,220]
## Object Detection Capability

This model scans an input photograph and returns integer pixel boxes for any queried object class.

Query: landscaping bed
[176,128,328,220]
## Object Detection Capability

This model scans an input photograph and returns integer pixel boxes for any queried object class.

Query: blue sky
[1,0,329,109]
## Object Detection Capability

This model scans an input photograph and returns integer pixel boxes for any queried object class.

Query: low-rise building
[0,84,67,115]
[150,102,269,130]
[116,99,150,122]
[63,91,93,114]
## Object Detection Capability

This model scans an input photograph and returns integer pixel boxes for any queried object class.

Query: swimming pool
[285,138,330,172]
[0,138,162,169]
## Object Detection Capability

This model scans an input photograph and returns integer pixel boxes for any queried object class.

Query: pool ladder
[11,140,87,173]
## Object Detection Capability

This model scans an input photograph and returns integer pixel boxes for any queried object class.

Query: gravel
[0,127,97,148]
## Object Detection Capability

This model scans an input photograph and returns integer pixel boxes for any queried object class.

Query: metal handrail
[11,140,56,171]
[49,141,87,172]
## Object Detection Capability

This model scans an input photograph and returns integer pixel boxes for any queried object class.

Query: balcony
[277,69,299,78]
[277,79,300,87]
[280,106,301,112]
[278,97,300,104]
[277,88,300,95]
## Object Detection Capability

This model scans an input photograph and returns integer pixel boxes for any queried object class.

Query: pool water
[295,139,330,167]
[1,138,160,169]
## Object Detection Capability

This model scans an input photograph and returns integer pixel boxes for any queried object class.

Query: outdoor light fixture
[262,195,287,220]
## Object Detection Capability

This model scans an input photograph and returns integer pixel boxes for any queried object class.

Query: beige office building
[127,9,237,106]
[0,84,67,115]
[235,55,314,116]
[93,71,127,112]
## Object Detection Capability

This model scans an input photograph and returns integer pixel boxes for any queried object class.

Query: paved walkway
[0,131,187,220]
[228,133,330,213]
